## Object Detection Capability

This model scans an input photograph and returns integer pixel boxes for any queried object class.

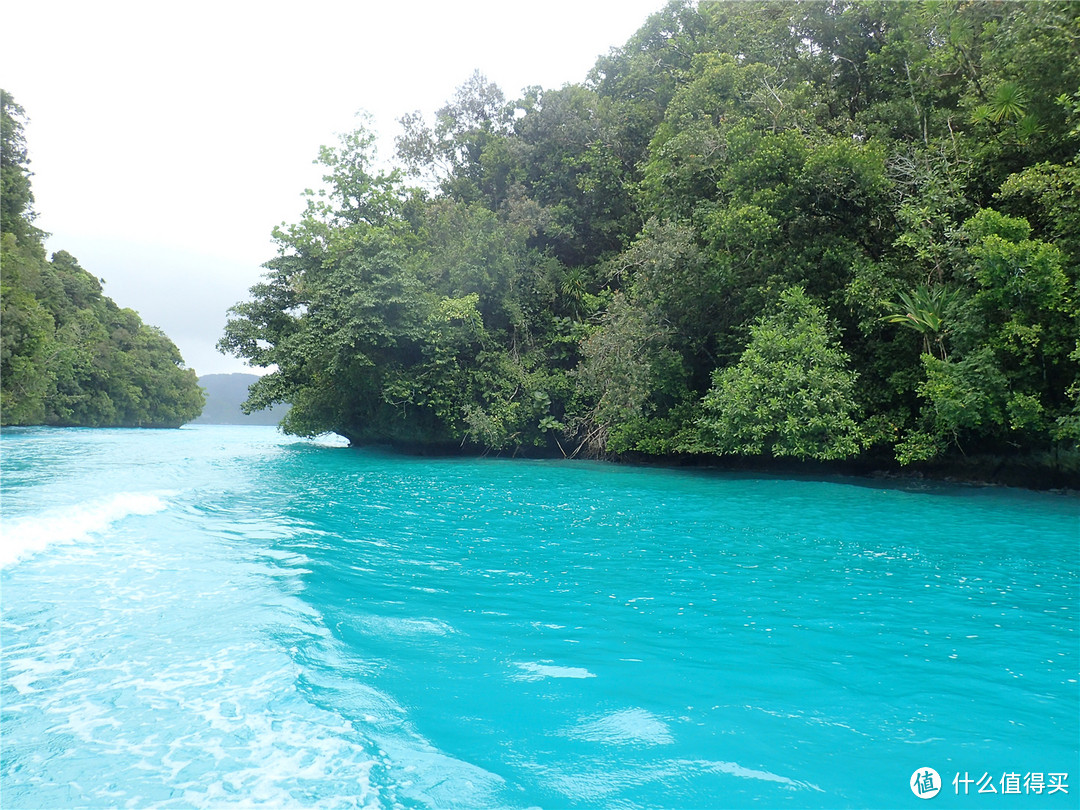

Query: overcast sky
[2,0,664,375]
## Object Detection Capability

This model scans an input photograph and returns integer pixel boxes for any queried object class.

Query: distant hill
[195,373,290,425]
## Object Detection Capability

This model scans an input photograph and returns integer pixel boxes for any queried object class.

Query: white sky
[1,0,665,375]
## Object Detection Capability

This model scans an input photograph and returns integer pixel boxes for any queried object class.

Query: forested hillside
[1,91,204,428]
[220,0,1079,479]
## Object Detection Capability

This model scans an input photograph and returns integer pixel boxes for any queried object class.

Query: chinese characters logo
[911,767,942,799]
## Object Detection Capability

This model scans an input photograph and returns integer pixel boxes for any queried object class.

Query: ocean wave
[0,491,168,568]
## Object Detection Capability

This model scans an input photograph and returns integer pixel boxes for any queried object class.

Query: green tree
[698,287,862,461]
[577,292,689,454]
[882,284,963,360]
[396,71,513,205]
[893,208,1076,461]
[0,90,38,244]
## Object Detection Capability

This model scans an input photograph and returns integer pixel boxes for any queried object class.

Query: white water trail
[0,492,168,568]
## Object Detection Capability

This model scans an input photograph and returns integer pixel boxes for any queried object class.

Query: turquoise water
[1,425,1076,809]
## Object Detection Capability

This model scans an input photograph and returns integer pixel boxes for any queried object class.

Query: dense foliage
[1,91,204,428]
[222,1,1079,477]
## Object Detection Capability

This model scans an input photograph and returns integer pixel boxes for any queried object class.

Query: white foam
[511,661,596,681]
[0,492,167,568]
[308,433,350,448]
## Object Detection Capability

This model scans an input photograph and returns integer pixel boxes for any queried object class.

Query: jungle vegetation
[1,90,204,428]
[221,0,1079,479]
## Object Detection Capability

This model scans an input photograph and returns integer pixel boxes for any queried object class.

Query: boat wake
[0,491,168,568]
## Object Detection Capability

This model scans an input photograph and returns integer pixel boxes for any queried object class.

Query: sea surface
[1,425,1077,809]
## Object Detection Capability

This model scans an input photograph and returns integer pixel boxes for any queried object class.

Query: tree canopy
[221,1,1080,481]
[1,90,204,428]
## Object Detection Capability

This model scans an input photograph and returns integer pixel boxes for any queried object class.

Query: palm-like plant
[972,81,1028,125]
[883,285,962,359]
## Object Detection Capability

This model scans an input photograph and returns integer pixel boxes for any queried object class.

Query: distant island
[195,374,290,426]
